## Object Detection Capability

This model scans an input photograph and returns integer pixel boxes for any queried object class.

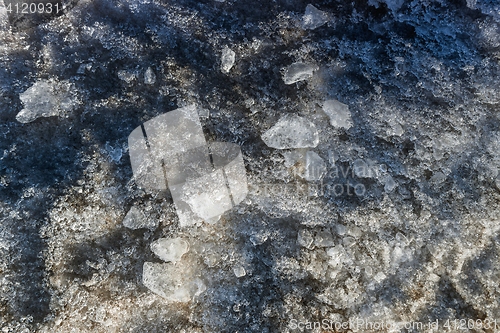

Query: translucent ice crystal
[283,62,318,84]
[322,99,353,130]
[150,237,189,263]
[117,70,138,83]
[144,67,156,85]
[261,115,319,149]
[122,206,157,230]
[142,262,206,302]
[221,46,235,73]
[302,4,329,30]
[233,265,246,277]
[128,105,248,227]
[16,80,79,123]
[303,151,327,181]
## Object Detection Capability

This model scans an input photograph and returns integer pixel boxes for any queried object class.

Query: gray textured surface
[1,0,500,332]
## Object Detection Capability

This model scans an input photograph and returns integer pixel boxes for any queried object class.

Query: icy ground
[1,0,500,332]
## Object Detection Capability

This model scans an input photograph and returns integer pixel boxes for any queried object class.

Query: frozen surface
[2,0,500,332]
[261,115,319,149]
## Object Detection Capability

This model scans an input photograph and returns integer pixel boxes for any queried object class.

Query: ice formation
[261,115,319,149]
[221,46,236,73]
[144,67,156,85]
[16,80,79,123]
[122,206,157,230]
[283,62,318,84]
[303,151,327,181]
[150,237,189,263]
[302,4,329,30]
[322,99,353,129]
[128,105,248,227]
[142,261,206,303]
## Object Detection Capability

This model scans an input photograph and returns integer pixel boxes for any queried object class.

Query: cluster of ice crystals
[144,67,156,85]
[16,80,79,123]
[283,62,318,84]
[261,115,319,149]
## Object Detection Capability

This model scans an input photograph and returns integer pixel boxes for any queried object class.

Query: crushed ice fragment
[144,67,156,85]
[303,151,327,181]
[298,229,314,249]
[221,46,236,73]
[118,69,138,83]
[233,265,246,277]
[261,115,319,149]
[122,206,157,230]
[283,62,318,84]
[322,99,353,129]
[16,79,79,123]
[384,175,397,193]
[302,4,329,30]
[150,237,189,263]
[142,262,205,302]
[128,105,248,227]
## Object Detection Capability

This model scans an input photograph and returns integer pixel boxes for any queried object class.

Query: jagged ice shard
[261,115,319,149]
[128,105,248,227]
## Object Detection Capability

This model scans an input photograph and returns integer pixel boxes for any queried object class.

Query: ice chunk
[142,262,205,302]
[16,80,79,123]
[221,46,235,73]
[261,115,319,149]
[117,69,138,83]
[233,265,246,278]
[322,99,353,129]
[283,62,318,84]
[128,105,248,227]
[303,151,327,181]
[282,150,305,167]
[144,67,156,85]
[302,4,329,30]
[150,237,189,263]
[384,175,397,193]
[298,229,314,249]
[122,206,157,230]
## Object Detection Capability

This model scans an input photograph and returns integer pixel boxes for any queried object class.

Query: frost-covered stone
[283,62,318,84]
[16,80,79,123]
[144,67,156,85]
[150,237,189,263]
[261,115,319,149]
[122,206,157,230]
[221,46,235,73]
[322,99,353,129]
[302,4,329,30]
[303,151,327,181]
